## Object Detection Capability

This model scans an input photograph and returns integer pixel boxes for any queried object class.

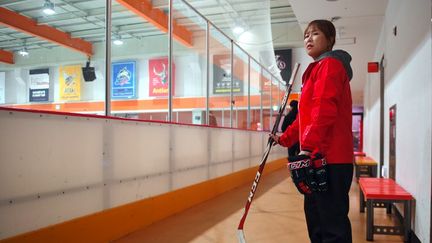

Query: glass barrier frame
[0,0,287,131]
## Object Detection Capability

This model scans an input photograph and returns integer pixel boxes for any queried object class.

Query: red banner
[149,58,175,97]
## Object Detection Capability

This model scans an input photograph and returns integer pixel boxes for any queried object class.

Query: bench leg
[367,199,374,241]
[403,200,412,242]
[386,202,392,214]
[355,165,360,180]
[371,165,377,177]
[360,190,365,213]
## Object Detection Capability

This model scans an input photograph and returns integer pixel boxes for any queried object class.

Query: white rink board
[209,129,233,163]
[110,123,171,179]
[233,130,251,159]
[233,158,251,172]
[0,109,286,239]
[172,167,209,190]
[0,114,103,200]
[250,132,265,157]
[172,126,208,170]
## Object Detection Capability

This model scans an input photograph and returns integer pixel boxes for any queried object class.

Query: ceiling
[0,0,388,105]
[0,0,296,52]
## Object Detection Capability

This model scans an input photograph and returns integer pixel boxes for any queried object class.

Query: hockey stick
[237,63,300,243]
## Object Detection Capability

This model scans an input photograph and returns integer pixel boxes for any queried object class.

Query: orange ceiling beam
[0,49,14,64]
[116,0,193,47]
[0,7,93,56]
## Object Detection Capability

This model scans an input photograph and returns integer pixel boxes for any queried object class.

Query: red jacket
[279,50,354,164]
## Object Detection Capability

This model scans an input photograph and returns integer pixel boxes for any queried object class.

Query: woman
[270,19,354,243]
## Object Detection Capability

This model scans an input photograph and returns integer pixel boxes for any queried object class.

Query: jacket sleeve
[301,58,346,153]
[278,115,299,148]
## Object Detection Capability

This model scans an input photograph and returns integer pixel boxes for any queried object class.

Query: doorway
[389,104,396,180]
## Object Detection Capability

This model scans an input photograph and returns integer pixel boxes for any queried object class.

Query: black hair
[289,99,298,107]
[304,19,336,49]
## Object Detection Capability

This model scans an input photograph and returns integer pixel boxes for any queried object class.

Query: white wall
[0,108,286,239]
[363,71,381,162]
[363,0,431,241]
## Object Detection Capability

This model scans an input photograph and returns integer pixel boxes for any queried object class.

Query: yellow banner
[59,65,81,101]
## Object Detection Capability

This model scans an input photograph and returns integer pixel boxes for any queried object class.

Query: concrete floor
[114,168,404,243]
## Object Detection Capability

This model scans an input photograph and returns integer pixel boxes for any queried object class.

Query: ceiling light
[18,47,29,56]
[43,0,56,15]
[113,39,123,45]
[113,35,124,45]
[233,26,245,35]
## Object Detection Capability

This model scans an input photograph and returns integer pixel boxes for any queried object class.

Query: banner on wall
[112,61,136,99]
[274,49,292,83]
[59,65,81,101]
[149,58,175,97]
[29,68,49,102]
[212,54,243,94]
[0,72,5,104]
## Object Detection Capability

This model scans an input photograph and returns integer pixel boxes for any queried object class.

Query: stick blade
[237,229,247,243]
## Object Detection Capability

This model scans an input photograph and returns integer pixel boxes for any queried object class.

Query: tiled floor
[115,168,404,243]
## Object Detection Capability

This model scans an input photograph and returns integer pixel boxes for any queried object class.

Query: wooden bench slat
[359,178,414,200]
[355,156,378,165]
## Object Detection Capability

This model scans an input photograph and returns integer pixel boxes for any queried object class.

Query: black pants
[287,143,300,157]
[304,164,353,243]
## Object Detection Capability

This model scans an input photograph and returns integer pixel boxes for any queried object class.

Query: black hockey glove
[311,154,328,192]
[287,154,316,195]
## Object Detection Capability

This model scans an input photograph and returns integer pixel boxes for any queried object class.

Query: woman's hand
[269,134,280,145]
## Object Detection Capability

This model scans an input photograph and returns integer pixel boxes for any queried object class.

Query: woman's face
[304,25,331,59]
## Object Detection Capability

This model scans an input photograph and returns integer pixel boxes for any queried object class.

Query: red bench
[359,178,414,242]
[354,151,366,157]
